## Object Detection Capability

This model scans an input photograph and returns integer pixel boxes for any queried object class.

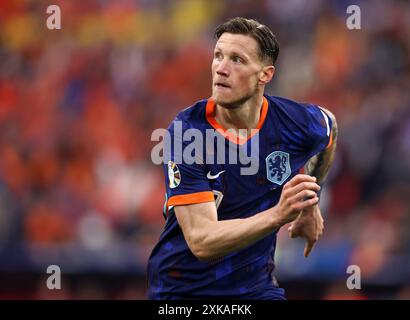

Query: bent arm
[175,202,282,262]
[175,174,320,261]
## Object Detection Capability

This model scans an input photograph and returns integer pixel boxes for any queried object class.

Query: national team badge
[265,151,291,185]
[168,161,181,189]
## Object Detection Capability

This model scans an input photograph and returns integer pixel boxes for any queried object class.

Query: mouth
[214,82,231,89]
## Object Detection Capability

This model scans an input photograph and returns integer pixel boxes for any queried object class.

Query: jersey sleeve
[304,104,333,158]
[164,119,214,208]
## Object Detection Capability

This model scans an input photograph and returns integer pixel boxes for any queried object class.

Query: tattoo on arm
[305,108,338,185]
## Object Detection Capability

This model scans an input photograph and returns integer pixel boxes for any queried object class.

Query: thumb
[304,239,316,258]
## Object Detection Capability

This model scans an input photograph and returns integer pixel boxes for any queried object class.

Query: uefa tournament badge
[168,161,181,189]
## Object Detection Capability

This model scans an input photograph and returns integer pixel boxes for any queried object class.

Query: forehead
[215,33,260,58]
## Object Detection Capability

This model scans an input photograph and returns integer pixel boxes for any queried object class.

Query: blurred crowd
[0,0,409,299]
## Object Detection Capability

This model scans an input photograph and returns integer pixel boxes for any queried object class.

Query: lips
[215,82,230,88]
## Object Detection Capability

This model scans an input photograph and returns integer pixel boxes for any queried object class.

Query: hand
[288,204,324,258]
[274,174,321,226]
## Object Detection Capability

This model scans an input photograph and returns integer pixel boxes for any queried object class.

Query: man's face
[212,33,265,107]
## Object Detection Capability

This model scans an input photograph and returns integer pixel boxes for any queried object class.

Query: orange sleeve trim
[168,191,214,206]
[326,128,333,149]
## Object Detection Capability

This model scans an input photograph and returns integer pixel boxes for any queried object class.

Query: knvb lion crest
[266,151,291,185]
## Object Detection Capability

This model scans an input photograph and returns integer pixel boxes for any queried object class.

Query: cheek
[237,72,258,89]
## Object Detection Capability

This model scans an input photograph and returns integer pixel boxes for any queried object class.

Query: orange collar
[205,96,268,145]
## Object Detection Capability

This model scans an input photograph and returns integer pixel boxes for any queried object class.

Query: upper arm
[304,107,338,183]
[163,118,219,259]
[164,119,214,211]
[303,104,336,157]
[174,202,218,257]
[318,106,338,148]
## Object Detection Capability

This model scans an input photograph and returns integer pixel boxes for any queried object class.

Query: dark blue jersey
[147,94,333,299]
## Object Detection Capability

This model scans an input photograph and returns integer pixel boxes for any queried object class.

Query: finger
[288,225,295,237]
[288,182,320,197]
[293,196,319,211]
[288,189,318,204]
[284,174,316,189]
[304,240,316,258]
[289,227,299,238]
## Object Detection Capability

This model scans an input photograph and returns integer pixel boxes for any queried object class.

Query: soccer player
[147,17,338,300]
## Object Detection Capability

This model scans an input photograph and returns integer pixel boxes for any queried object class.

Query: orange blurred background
[0,0,409,299]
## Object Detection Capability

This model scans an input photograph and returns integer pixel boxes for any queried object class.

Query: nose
[215,58,229,77]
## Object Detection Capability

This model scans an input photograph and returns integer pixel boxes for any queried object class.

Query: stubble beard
[213,85,259,110]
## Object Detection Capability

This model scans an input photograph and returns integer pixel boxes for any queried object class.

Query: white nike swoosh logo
[207,170,226,179]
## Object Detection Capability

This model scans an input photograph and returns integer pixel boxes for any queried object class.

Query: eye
[232,56,244,64]
[214,52,223,61]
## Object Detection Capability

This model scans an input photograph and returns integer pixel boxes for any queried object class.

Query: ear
[258,66,275,85]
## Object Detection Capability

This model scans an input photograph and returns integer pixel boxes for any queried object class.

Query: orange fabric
[168,191,214,206]
[205,96,269,145]
[326,128,333,149]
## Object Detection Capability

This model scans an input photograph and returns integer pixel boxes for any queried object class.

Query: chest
[204,134,310,209]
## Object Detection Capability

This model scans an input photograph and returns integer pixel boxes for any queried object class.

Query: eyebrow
[214,47,249,60]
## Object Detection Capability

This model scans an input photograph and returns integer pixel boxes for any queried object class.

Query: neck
[215,94,264,137]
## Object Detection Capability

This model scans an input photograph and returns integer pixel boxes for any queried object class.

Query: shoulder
[266,94,320,121]
[265,95,333,149]
[266,94,332,130]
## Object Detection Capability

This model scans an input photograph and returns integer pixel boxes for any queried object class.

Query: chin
[213,93,253,109]
[212,91,236,107]
[213,96,236,109]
